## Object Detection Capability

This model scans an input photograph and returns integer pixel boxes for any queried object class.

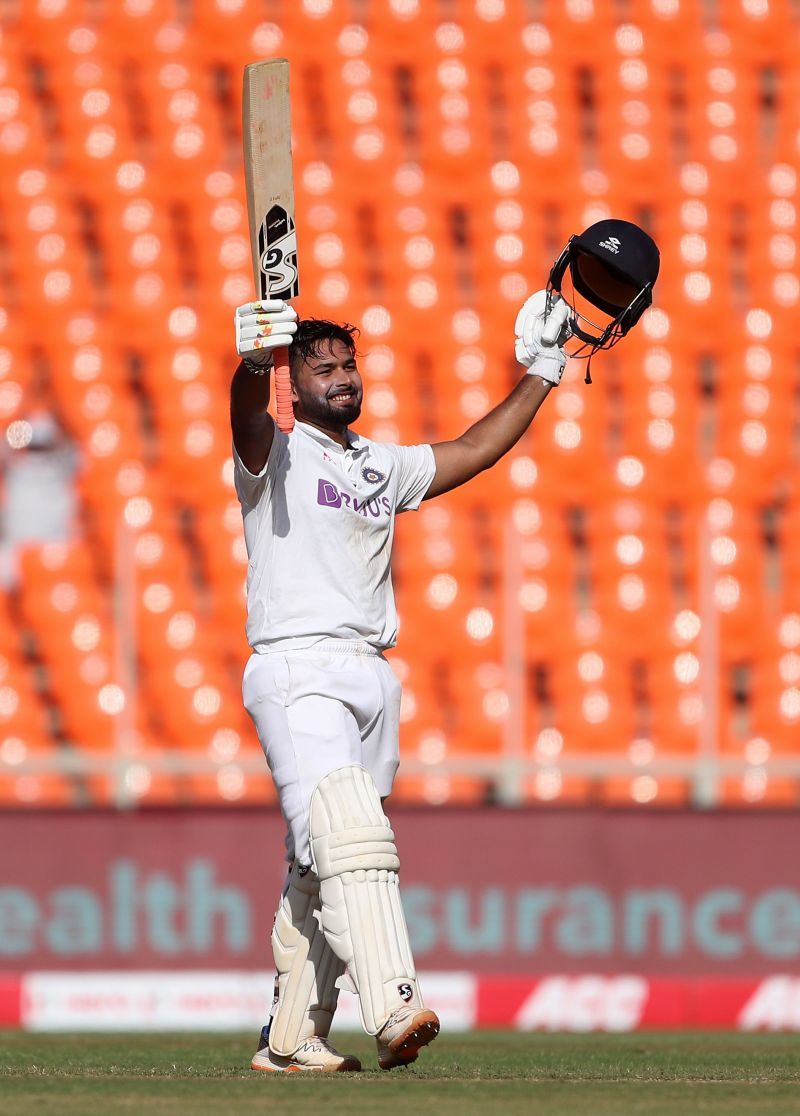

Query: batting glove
[514,290,570,385]
[235,300,298,374]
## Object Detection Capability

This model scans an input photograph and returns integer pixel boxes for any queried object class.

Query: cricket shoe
[250,1026,361,1073]
[376,1006,440,1070]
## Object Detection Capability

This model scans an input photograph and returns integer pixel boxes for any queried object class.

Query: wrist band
[242,356,272,376]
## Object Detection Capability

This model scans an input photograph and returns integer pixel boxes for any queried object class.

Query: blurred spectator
[0,411,80,587]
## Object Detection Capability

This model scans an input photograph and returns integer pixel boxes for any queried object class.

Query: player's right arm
[230,300,298,474]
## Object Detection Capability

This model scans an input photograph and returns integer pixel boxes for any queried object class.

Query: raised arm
[230,300,298,474]
[231,358,275,475]
[425,291,568,500]
[426,374,553,499]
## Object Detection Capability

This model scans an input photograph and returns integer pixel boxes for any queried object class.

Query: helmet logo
[598,236,621,254]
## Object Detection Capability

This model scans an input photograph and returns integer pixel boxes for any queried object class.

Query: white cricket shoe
[375,1006,440,1070]
[250,1026,361,1073]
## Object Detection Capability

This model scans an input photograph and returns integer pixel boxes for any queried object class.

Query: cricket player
[231,219,659,1072]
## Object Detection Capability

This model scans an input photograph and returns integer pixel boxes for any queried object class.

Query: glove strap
[524,353,563,385]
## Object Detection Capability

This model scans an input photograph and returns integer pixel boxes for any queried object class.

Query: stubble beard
[303,393,362,428]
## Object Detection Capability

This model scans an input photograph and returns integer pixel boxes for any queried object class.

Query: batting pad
[268,861,345,1056]
[309,764,423,1035]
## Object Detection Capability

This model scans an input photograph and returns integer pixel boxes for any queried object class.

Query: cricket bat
[242,58,299,433]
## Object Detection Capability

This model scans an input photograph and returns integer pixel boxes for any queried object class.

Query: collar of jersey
[295,421,368,455]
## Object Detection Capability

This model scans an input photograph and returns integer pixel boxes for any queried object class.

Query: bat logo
[258,203,299,300]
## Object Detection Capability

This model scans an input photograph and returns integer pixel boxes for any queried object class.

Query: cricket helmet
[548,218,660,356]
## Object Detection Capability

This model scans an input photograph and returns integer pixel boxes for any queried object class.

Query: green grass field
[3,1030,800,1116]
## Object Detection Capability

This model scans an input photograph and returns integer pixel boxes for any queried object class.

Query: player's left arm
[424,291,568,500]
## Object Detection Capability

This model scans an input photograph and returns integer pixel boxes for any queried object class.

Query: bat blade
[242,58,298,432]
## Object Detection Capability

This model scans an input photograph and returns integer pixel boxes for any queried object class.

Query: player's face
[292,338,363,431]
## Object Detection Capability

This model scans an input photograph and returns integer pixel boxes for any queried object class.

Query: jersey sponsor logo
[317,479,391,518]
[362,466,386,485]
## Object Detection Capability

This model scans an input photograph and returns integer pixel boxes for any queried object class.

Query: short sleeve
[389,442,436,512]
[232,429,286,509]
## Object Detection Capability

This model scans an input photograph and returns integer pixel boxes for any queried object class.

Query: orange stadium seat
[94,0,181,64]
[524,380,612,504]
[678,39,766,172]
[192,0,354,69]
[769,66,800,164]
[599,770,691,808]
[718,774,797,808]
[619,598,701,746]
[43,55,140,178]
[537,0,624,61]
[187,766,278,807]
[0,733,75,807]
[0,325,36,421]
[92,192,185,305]
[0,0,96,47]
[2,1,799,809]
[717,616,800,810]
[591,62,676,196]
[16,580,127,749]
[0,168,96,314]
[192,495,249,624]
[186,176,253,310]
[391,772,489,806]
[137,58,230,181]
[778,502,800,610]
[0,622,52,737]
[715,1,798,65]
[585,499,676,622]
[85,754,184,809]
[0,69,50,177]
[368,2,452,62]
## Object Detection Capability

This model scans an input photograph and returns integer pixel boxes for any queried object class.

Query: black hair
[289,318,360,376]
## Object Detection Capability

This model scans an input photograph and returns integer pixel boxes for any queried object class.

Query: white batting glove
[235,300,298,373]
[514,290,570,385]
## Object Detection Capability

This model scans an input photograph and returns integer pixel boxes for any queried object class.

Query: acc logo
[397,983,414,1002]
[362,466,386,485]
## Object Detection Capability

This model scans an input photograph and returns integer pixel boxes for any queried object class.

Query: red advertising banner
[5,972,800,1031]
[1,808,799,974]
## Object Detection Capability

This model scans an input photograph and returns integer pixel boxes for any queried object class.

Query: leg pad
[309,765,423,1035]
[268,862,345,1057]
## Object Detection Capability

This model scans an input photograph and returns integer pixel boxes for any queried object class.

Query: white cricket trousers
[242,641,402,865]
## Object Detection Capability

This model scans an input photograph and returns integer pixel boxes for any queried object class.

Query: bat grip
[273,345,294,433]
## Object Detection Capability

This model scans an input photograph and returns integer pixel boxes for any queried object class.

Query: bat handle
[273,345,294,433]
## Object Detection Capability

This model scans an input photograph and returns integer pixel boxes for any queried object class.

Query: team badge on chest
[362,466,386,485]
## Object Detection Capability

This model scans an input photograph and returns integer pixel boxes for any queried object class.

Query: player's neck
[300,417,349,449]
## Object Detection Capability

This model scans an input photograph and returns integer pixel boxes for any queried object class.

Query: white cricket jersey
[233,420,436,652]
